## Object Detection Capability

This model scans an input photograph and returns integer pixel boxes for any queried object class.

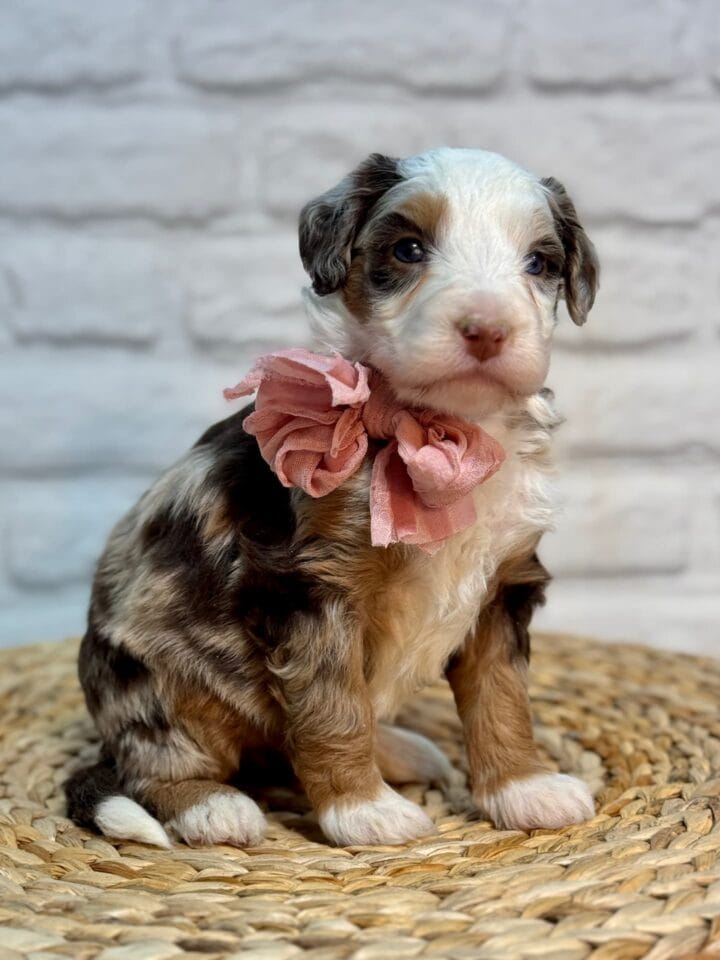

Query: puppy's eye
[525,252,546,275]
[393,238,426,263]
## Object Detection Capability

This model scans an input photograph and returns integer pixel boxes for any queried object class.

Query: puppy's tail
[65,757,171,848]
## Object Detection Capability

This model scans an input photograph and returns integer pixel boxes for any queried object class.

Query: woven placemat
[1,634,719,960]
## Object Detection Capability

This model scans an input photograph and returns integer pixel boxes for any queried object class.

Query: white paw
[480,772,594,831]
[166,791,267,847]
[319,784,436,846]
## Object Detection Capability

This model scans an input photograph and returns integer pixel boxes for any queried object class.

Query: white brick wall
[1,0,718,654]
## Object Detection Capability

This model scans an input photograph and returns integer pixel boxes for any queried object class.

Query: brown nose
[460,322,508,362]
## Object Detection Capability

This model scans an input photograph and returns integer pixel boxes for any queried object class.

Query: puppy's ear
[299,153,401,296]
[542,177,599,326]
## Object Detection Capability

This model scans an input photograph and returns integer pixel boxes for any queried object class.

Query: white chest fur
[368,397,557,718]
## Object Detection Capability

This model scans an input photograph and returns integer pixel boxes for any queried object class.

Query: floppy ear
[299,153,401,296]
[541,177,599,326]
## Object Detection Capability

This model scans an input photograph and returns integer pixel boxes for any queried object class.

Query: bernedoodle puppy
[66,147,599,848]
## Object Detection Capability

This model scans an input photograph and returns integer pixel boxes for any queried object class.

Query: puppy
[66,147,599,848]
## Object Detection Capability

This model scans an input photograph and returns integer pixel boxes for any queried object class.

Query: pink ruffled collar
[224,348,505,554]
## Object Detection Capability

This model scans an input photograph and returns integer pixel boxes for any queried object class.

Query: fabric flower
[225,349,506,553]
[362,379,505,552]
[223,349,370,497]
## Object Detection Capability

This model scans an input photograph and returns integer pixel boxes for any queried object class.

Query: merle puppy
[67,147,599,848]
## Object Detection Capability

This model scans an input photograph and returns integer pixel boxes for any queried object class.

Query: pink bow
[224,348,505,553]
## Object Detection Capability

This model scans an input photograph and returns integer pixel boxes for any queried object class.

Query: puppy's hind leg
[145,779,266,848]
[73,635,267,848]
[73,724,268,848]
[123,693,268,848]
[376,724,456,786]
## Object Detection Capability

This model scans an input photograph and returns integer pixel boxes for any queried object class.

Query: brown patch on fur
[396,191,448,242]
[446,545,551,798]
[341,191,448,322]
[293,469,414,672]
[293,467,370,551]
[342,252,372,322]
[142,778,242,823]
[294,732,384,814]
[168,683,261,775]
[202,501,235,544]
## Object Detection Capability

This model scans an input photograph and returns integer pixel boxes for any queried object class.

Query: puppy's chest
[365,444,554,717]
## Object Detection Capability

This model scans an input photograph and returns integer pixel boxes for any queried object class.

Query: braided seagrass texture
[1,634,720,960]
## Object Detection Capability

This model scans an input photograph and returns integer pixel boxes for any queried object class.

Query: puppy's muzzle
[458,321,509,362]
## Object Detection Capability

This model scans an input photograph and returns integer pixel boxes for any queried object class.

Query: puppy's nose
[459,322,508,362]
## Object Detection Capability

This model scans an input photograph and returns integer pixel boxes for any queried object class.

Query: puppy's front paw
[480,772,594,831]
[319,784,436,846]
[167,791,267,847]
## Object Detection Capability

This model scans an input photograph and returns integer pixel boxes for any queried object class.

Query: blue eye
[393,238,425,263]
[525,252,546,275]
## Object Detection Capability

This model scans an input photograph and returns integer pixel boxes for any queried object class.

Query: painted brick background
[1,0,718,653]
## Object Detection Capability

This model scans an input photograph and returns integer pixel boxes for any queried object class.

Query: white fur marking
[367,416,556,719]
[319,784,436,846]
[95,796,171,848]
[482,772,594,831]
[166,792,267,847]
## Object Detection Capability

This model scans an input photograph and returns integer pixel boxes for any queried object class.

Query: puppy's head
[299,147,598,417]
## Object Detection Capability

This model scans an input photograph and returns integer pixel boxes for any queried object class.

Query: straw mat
[1,633,720,960]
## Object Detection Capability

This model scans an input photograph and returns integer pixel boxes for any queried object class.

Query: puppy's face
[300,148,598,418]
